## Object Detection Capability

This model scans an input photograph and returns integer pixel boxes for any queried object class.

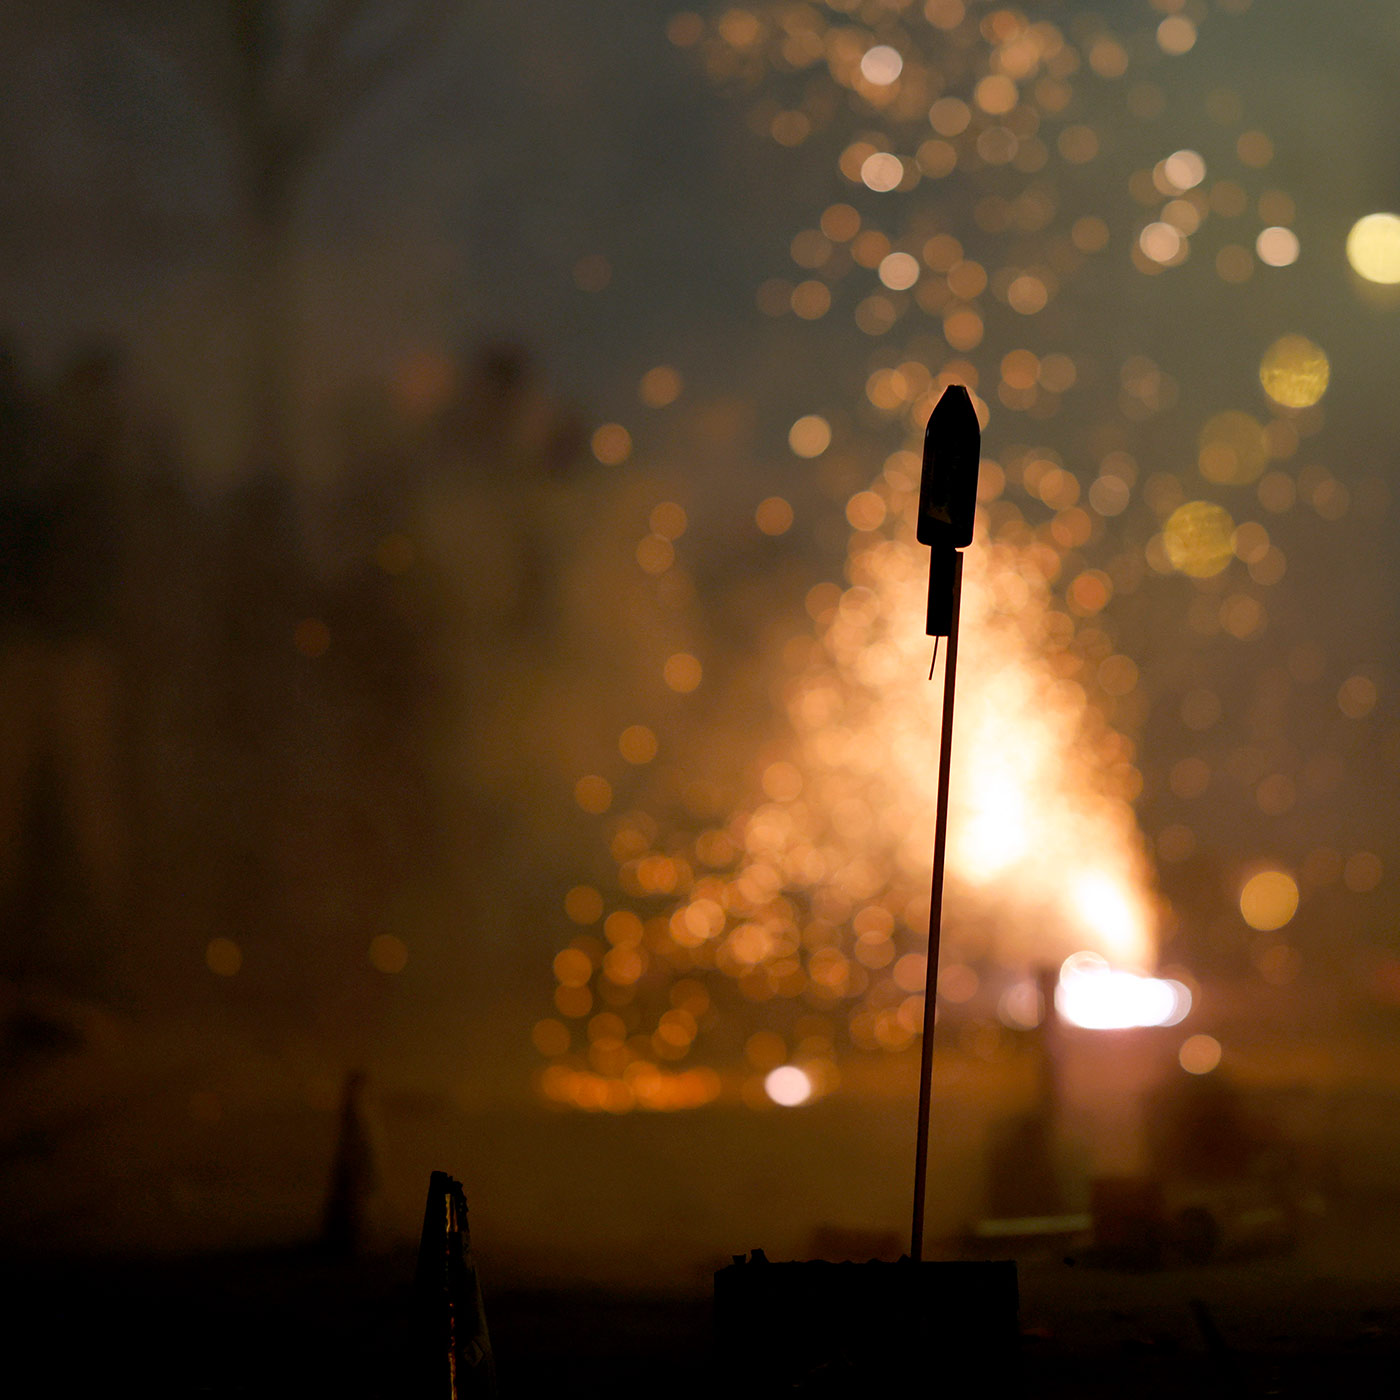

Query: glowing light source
[1259,335,1329,409]
[860,44,903,85]
[860,152,905,192]
[1179,1034,1221,1074]
[1139,222,1183,264]
[1346,213,1400,283]
[639,365,684,407]
[755,496,794,534]
[1156,16,1196,54]
[1163,501,1235,577]
[1256,226,1299,267]
[591,423,632,464]
[1162,149,1206,190]
[1055,952,1191,1030]
[878,251,920,290]
[789,415,832,457]
[974,74,1017,115]
[664,652,703,692]
[1239,870,1299,931]
[1071,873,1149,967]
[764,1064,814,1106]
[619,725,658,764]
[574,774,612,814]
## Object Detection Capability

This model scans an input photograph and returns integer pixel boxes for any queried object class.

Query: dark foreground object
[714,1253,1019,1395]
[416,1170,497,1398]
[7,1238,1400,1396]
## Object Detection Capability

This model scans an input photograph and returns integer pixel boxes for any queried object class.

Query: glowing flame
[1055,952,1191,1030]
[544,467,1171,1094]
[767,482,1162,974]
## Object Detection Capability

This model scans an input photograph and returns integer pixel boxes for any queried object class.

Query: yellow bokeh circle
[1239,870,1299,931]
[1259,335,1329,409]
[1164,501,1235,577]
[1347,213,1400,284]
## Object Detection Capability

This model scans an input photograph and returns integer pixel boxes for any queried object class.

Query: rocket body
[918,385,980,636]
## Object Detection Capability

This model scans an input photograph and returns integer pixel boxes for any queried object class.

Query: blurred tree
[91,0,465,472]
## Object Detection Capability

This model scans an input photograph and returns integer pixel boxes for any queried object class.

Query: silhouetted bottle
[415,1170,496,1398]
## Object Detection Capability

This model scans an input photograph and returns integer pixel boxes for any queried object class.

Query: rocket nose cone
[919,382,981,548]
[927,382,977,434]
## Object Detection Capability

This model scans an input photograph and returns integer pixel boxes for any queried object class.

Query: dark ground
[9,1198,1400,1397]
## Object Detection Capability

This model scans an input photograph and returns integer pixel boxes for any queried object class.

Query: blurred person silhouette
[321,1069,383,1257]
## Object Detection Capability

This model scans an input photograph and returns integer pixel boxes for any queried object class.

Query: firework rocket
[911,382,980,1260]
[918,384,980,636]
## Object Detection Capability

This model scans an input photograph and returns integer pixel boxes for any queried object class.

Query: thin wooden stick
[910,550,963,1263]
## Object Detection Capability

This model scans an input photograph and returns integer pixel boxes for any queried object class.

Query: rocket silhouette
[918,384,980,636]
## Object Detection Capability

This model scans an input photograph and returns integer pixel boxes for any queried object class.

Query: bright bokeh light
[860,44,903,85]
[664,652,703,693]
[1156,16,1196,54]
[764,1065,814,1106]
[1071,873,1149,967]
[1140,222,1183,264]
[1162,149,1206,190]
[1256,226,1299,267]
[573,774,612,814]
[1055,952,1191,1030]
[755,496,795,535]
[639,365,683,408]
[618,724,658,764]
[789,414,832,457]
[860,152,904,192]
[878,251,920,290]
[1179,1034,1222,1074]
[1239,870,1299,931]
[1347,213,1400,284]
[1163,501,1235,577]
[591,422,632,465]
[1259,335,1329,409]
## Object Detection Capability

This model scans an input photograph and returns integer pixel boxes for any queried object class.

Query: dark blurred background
[3,4,1400,1387]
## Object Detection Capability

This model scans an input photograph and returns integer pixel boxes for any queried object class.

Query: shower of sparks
[536,0,1375,1111]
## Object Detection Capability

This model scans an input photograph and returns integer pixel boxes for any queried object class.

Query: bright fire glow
[643,475,1165,986]
[785,490,1161,973]
[764,1065,814,1106]
[1055,952,1191,1030]
[536,0,1328,1104]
